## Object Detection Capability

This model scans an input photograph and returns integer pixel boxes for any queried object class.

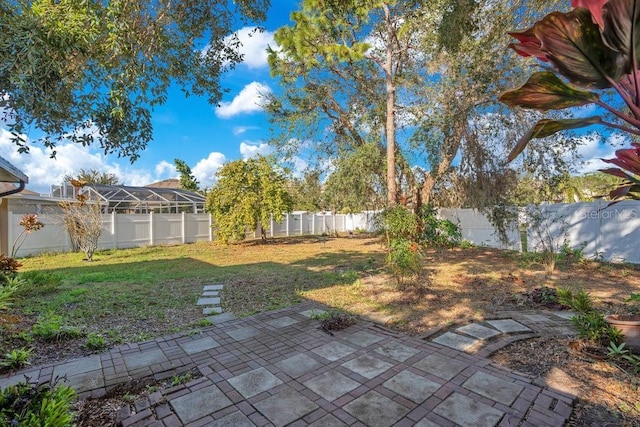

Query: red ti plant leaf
[499,71,600,111]
[508,27,548,61]
[507,116,603,162]
[535,8,626,88]
[572,0,609,29]
[600,142,640,201]
[601,0,640,67]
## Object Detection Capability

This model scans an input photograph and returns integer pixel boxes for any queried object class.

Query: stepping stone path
[423,310,577,358]
[196,284,236,324]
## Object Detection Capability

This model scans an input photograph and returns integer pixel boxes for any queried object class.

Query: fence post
[270,214,274,238]
[181,212,186,244]
[208,214,213,241]
[300,213,304,235]
[285,213,290,236]
[149,211,154,246]
[111,211,117,249]
[333,213,336,234]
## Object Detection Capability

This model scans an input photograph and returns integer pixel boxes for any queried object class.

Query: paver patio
[0,302,576,426]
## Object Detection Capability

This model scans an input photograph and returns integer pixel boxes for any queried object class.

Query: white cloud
[573,132,625,174]
[232,27,275,69]
[240,141,273,159]
[192,152,226,189]
[233,125,259,136]
[215,82,272,119]
[155,160,176,177]
[0,128,179,194]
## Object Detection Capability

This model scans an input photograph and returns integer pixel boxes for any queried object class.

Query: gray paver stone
[303,370,360,401]
[211,411,255,426]
[343,330,384,347]
[225,326,261,341]
[228,367,283,398]
[253,386,319,426]
[311,341,357,361]
[207,312,236,324]
[179,336,219,355]
[308,414,347,427]
[552,311,576,320]
[300,309,327,318]
[383,370,441,403]
[433,392,504,427]
[197,297,221,305]
[64,371,105,393]
[432,332,479,351]
[53,355,102,378]
[203,306,223,315]
[341,354,393,379]
[0,373,38,389]
[463,371,523,405]
[343,391,410,427]
[486,319,531,333]
[522,314,551,322]
[374,342,420,362]
[203,285,224,291]
[202,290,219,297]
[457,323,501,339]
[170,384,231,424]
[275,353,322,378]
[123,349,167,371]
[413,353,467,381]
[414,420,440,427]
[266,316,300,328]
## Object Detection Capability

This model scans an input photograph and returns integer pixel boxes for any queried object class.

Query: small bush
[387,238,422,286]
[0,276,24,312]
[0,378,76,426]
[1,347,33,370]
[418,205,462,248]
[0,255,22,278]
[84,333,107,350]
[31,314,83,341]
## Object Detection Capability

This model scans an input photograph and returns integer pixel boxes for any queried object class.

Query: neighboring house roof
[145,179,181,189]
[0,155,28,197]
[0,182,38,196]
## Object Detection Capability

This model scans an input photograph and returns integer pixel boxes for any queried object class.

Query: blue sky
[0,1,300,194]
[0,0,623,194]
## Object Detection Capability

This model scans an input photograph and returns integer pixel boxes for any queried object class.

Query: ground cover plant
[0,236,638,424]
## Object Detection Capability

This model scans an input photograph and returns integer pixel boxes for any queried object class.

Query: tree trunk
[383,3,397,207]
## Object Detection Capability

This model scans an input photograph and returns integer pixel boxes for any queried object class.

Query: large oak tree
[0,0,269,159]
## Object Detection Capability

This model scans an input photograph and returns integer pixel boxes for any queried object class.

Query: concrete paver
[170,384,232,424]
[303,370,360,401]
[433,331,480,351]
[253,386,319,426]
[203,284,224,291]
[462,371,524,405]
[196,297,220,305]
[487,319,532,333]
[434,392,505,427]
[383,369,441,403]
[0,303,578,426]
[227,367,283,398]
[457,323,501,339]
[344,390,411,426]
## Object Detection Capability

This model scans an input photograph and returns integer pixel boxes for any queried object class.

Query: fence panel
[438,209,521,251]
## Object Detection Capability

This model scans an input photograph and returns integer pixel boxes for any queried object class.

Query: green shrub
[31,314,83,341]
[84,333,107,350]
[418,205,462,248]
[377,206,418,242]
[386,238,421,286]
[1,347,33,370]
[0,379,76,426]
[0,276,24,312]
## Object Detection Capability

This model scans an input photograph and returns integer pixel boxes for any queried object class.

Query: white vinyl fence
[10,202,640,264]
[9,211,379,257]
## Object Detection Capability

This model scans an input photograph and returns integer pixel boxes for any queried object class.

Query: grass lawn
[2,235,640,425]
